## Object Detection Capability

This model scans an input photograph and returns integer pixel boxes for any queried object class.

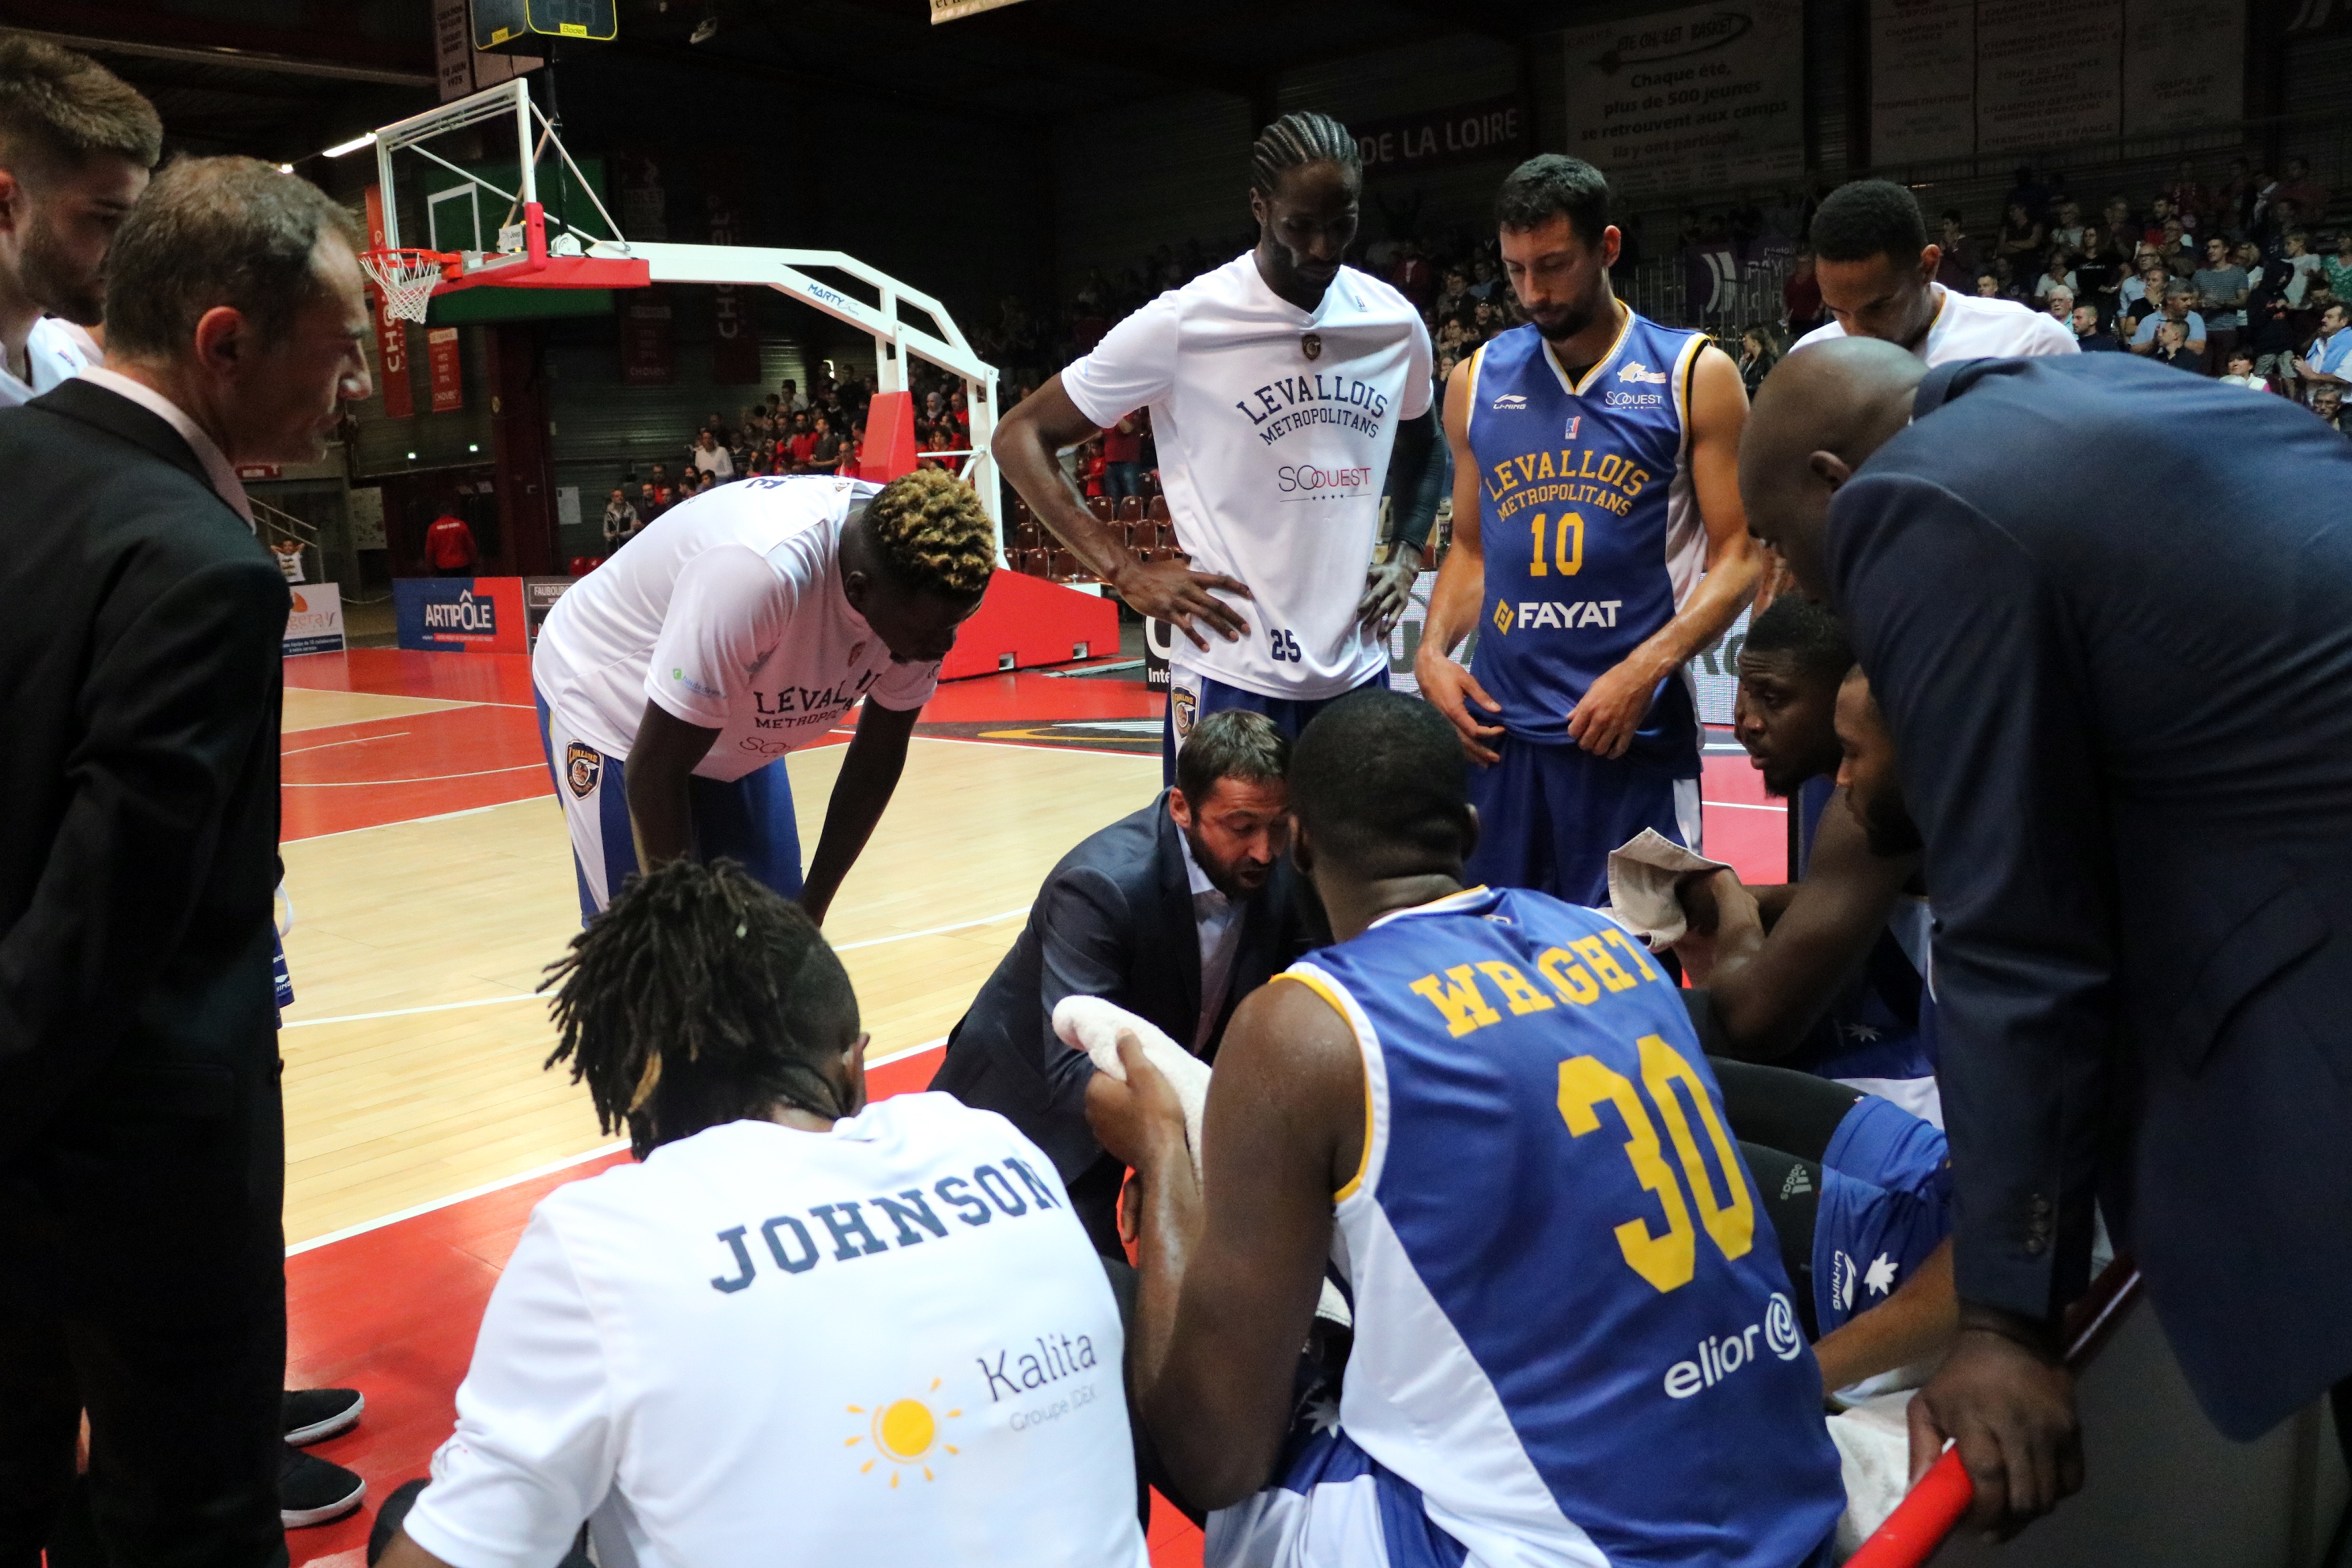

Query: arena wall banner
[2121,0,2244,133]
[1560,0,1805,200]
[394,576,529,654]
[1976,0,2121,155]
[283,582,347,658]
[427,326,464,413]
[363,187,416,419]
[1353,96,1531,177]
[1871,0,1976,166]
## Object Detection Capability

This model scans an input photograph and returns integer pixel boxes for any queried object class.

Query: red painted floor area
[283,1042,1205,1567]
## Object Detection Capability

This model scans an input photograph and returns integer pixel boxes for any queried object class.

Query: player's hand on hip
[1110,557,1250,650]
[1412,649,1505,765]
[1910,1315,2083,1541]
[1084,1031,1192,1173]
[1357,556,1418,636]
[1566,657,1660,760]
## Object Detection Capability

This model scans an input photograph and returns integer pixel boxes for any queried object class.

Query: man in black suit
[931,709,1317,1253]
[0,156,371,1568]
[1741,339,2352,1535]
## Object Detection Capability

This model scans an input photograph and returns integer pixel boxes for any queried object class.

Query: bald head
[1739,337,1926,600]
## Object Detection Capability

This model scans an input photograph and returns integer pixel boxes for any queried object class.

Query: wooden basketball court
[273,645,1783,1568]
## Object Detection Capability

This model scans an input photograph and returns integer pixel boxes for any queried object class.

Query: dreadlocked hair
[1249,110,1360,195]
[863,468,995,600]
[541,858,859,1158]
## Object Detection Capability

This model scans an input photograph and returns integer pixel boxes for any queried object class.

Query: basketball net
[359,249,454,324]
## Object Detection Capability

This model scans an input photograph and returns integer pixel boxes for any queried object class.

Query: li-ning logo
[1490,393,1528,411]
[1617,361,1670,385]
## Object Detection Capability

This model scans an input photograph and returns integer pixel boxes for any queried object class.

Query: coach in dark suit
[932,709,1317,1253]
[0,159,371,1566]
[1743,340,2352,1533]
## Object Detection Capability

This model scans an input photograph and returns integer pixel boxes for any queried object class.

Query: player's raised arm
[1566,344,1759,759]
[1088,948,1362,1507]
[992,373,1249,650]
[1412,355,1504,764]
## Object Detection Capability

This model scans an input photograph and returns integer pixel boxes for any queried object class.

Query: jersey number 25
[1558,1034,1754,1294]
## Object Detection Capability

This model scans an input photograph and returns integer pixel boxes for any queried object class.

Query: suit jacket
[930,791,1318,1249]
[1828,351,2352,1438]
[0,378,290,1322]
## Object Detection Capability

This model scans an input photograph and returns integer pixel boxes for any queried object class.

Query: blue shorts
[1206,1429,1467,1568]
[1163,666,1388,786]
[534,687,804,924]
[1812,1097,1953,1336]
[1463,739,1702,907]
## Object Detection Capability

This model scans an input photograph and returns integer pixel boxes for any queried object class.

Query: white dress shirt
[1177,830,1246,1054]
[75,365,252,523]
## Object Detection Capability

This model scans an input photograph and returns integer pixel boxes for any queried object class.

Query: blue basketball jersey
[1294,886,1844,1568]
[1789,779,1942,1123]
[1464,313,1710,775]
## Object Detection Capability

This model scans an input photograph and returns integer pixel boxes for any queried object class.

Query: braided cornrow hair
[1249,110,1361,196]
[863,468,996,600]
[541,858,860,1158]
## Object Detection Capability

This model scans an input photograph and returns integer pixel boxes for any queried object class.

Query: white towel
[1055,994,1352,1330]
[1604,828,1731,950]
[1827,1392,1917,1559]
[1052,995,1211,1162]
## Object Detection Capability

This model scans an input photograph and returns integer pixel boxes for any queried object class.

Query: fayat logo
[422,590,495,634]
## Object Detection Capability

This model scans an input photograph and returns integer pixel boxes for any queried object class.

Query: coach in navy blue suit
[931,710,1317,1255]
[1743,341,2352,1534]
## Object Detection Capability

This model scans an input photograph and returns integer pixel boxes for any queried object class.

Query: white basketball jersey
[404,1095,1148,1568]
[1790,282,2078,365]
[1062,255,1434,700]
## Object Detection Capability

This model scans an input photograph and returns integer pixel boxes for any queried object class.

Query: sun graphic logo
[846,1379,962,1488]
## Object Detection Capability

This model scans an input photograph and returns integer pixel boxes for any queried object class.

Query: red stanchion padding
[859,390,918,483]
[1844,1450,1974,1568]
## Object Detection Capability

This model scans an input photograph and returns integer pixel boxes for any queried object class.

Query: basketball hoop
[359,247,457,324]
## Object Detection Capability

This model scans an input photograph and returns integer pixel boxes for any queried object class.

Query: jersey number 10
[1558,1034,1755,1294]
[1527,511,1585,577]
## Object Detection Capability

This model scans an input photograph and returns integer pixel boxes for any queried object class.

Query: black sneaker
[283,1388,364,1447]
[281,1444,366,1528]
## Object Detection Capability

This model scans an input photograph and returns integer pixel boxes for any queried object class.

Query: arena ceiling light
[324,133,378,158]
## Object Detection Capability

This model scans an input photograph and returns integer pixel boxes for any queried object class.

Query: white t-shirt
[1791,281,2079,365]
[1063,254,1434,700]
[404,1096,1148,1568]
[0,316,94,408]
[533,476,940,782]
[694,444,734,479]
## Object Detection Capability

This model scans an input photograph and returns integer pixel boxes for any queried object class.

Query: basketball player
[1788,180,2076,363]
[991,112,1444,778]
[1089,691,1845,1567]
[1415,155,1760,905]
[1711,1057,1955,1394]
[0,36,155,406]
[530,469,991,923]
[373,859,1147,1568]
[1675,599,1940,1123]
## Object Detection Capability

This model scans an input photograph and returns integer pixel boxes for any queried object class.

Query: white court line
[1702,799,1786,812]
[285,764,545,787]
[285,1035,951,1255]
[279,914,1032,1030]
[909,733,1156,764]
[286,798,522,844]
[282,731,410,757]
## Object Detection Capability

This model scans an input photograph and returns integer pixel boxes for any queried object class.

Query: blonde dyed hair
[865,468,995,599]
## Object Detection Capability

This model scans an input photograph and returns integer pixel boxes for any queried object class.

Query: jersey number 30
[1558,1035,1754,1293]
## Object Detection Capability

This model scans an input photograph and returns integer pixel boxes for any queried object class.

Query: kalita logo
[1490,393,1529,411]
[1617,361,1670,385]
